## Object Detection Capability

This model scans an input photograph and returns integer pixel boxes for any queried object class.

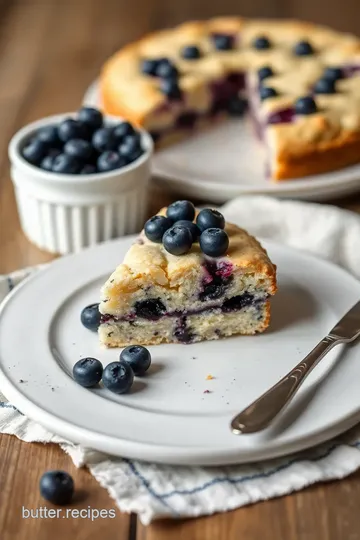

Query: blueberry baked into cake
[100,17,360,180]
[99,201,277,347]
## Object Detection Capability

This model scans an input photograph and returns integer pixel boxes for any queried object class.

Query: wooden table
[2,1,360,538]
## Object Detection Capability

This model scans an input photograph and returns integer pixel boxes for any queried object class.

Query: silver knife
[231,300,360,435]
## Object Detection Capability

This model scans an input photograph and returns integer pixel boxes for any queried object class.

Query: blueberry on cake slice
[99,201,277,347]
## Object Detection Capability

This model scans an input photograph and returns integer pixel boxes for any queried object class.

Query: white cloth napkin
[2,196,360,525]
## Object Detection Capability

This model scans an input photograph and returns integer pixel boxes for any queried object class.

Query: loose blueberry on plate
[92,127,117,152]
[57,118,86,143]
[156,59,179,79]
[81,303,101,331]
[258,66,274,82]
[64,139,93,161]
[260,86,278,101]
[252,36,271,50]
[227,96,247,116]
[323,66,343,81]
[314,77,336,94]
[102,361,134,394]
[22,139,47,165]
[295,95,317,115]
[78,107,103,131]
[142,58,159,76]
[120,345,151,376]
[167,200,195,222]
[80,164,97,174]
[39,471,74,505]
[97,151,127,172]
[212,34,233,51]
[293,40,314,56]
[200,228,229,257]
[144,215,173,243]
[181,45,201,60]
[196,208,225,231]
[163,226,193,255]
[173,220,200,242]
[52,153,81,174]
[160,78,182,100]
[37,125,61,147]
[73,357,103,387]
[113,121,136,142]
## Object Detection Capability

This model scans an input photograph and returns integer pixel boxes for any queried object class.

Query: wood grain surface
[1,1,360,539]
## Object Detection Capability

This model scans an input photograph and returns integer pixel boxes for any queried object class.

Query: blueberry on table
[174,220,200,242]
[227,96,247,116]
[39,471,74,505]
[64,139,93,161]
[163,226,193,256]
[141,58,159,76]
[160,78,182,100]
[113,121,136,142]
[92,127,117,152]
[258,66,274,82]
[293,40,314,56]
[80,164,97,175]
[314,78,336,94]
[22,139,47,166]
[295,96,317,115]
[181,45,201,60]
[57,118,86,143]
[52,153,81,174]
[78,107,103,131]
[323,66,343,81]
[102,361,134,394]
[166,200,195,222]
[97,151,127,172]
[196,208,225,232]
[212,34,233,51]
[144,215,173,243]
[80,303,101,331]
[260,86,278,101]
[252,36,271,50]
[73,357,103,387]
[200,228,229,257]
[120,345,151,376]
[37,125,61,147]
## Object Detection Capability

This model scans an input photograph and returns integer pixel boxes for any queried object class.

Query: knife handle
[231,335,340,434]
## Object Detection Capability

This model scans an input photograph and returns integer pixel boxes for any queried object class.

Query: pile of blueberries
[77,303,151,394]
[144,200,229,258]
[21,107,145,174]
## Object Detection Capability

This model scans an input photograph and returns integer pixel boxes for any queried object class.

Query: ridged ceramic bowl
[8,113,153,254]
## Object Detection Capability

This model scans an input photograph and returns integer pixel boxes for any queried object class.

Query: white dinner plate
[1,237,360,466]
[84,80,360,202]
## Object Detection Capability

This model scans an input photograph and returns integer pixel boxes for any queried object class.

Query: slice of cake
[99,201,277,347]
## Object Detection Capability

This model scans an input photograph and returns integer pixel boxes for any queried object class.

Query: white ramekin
[8,113,153,254]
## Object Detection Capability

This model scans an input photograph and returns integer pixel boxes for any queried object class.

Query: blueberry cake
[100,18,360,180]
[99,203,277,346]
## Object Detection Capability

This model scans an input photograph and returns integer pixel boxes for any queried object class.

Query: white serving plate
[1,237,360,466]
[84,80,360,203]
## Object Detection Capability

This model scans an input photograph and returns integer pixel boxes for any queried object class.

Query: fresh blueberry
[80,164,97,174]
[156,59,179,79]
[260,86,278,100]
[81,303,101,331]
[78,107,103,131]
[22,139,47,165]
[293,40,314,56]
[295,95,317,115]
[73,357,103,388]
[173,220,200,242]
[258,66,274,82]
[160,78,182,100]
[97,151,127,172]
[40,153,58,171]
[144,215,173,243]
[37,125,61,147]
[120,345,151,376]
[252,36,271,50]
[118,133,142,158]
[227,96,247,116]
[181,45,201,60]
[64,139,93,161]
[212,34,233,51]
[314,77,336,94]
[113,121,136,142]
[52,153,81,174]
[200,228,229,257]
[141,58,159,76]
[58,119,86,143]
[166,200,195,222]
[162,226,193,256]
[323,66,343,81]
[196,208,225,231]
[92,127,117,152]
[39,471,74,505]
[102,361,134,394]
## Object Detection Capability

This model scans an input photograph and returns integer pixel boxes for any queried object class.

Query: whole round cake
[100,17,360,181]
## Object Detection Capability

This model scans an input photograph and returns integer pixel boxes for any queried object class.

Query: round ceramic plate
[1,237,360,466]
[84,80,360,202]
